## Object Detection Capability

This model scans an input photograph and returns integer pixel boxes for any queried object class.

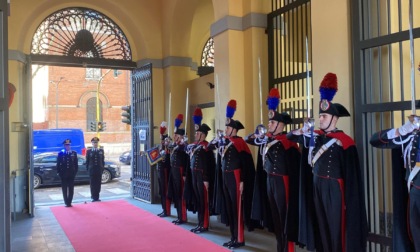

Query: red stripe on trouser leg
[282,176,294,252]
[234,169,244,243]
[180,167,187,221]
[337,178,345,252]
[282,176,290,204]
[203,185,209,228]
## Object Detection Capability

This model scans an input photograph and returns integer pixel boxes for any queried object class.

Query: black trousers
[409,186,420,251]
[89,168,102,200]
[61,175,75,206]
[172,166,186,221]
[313,175,344,252]
[158,167,171,214]
[192,169,209,228]
[267,174,288,252]
[223,169,243,242]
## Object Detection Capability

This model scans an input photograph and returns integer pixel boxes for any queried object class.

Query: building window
[86,97,103,131]
[31,7,132,61]
[197,38,215,77]
[201,38,214,67]
[86,68,102,80]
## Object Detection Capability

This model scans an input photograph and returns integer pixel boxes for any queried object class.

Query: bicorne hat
[173,114,185,136]
[319,73,350,117]
[193,107,211,135]
[266,88,292,124]
[225,99,244,130]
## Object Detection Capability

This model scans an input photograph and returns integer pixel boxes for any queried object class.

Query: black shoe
[228,242,245,249]
[91,199,101,202]
[65,204,72,207]
[157,212,168,217]
[174,220,186,225]
[223,240,234,247]
[172,219,180,224]
[193,226,208,233]
[190,225,200,232]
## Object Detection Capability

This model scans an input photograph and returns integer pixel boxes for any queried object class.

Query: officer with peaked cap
[86,137,105,202]
[56,139,78,207]
[213,99,256,249]
[288,73,368,252]
[170,114,189,225]
[246,89,301,251]
[187,107,215,234]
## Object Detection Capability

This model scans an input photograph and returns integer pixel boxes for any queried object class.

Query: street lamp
[50,77,64,128]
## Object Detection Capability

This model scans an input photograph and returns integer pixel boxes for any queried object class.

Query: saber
[168,92,172,134]
[185,88,189,135]
[305,37,311,118]
[216,74,222,129]
[258,57,263,124]
[408,0,416,114]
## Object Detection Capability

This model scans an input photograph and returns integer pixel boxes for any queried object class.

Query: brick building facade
[33,65,131,150]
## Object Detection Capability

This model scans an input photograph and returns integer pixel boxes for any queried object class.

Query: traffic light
[90,121,97,132]
[97,121,105,132]
[121,105,131,125]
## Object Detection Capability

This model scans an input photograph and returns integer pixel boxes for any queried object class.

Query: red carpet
[51,200,228,252]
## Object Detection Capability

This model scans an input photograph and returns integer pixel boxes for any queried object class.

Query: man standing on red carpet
[157,121,172,217]
[86,137,104,202]
[188,108,215,233]
[56,139,78,207]
[170,114,189,225]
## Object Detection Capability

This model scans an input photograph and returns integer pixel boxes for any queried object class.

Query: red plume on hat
[267,88,280,111]
[226,99,237,119]
[160,121,167,135]
[174,114,183,128]
[193,107,203,126]
[319,73,338,101]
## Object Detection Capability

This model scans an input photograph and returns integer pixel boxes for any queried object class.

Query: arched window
[201,38,214,67]
[86,97,103,131]
[197,38,214,76]
[30,7,135,68]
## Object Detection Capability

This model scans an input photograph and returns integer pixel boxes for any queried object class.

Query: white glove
[301,120,312,133]
[398,118,419,136]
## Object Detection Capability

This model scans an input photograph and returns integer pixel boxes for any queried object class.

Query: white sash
[311,139,340,166]
[222,142,233,159]
[407,166,420,192]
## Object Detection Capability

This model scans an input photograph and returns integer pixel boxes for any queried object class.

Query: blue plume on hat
[174,114,183,128]
[193,107,202,125]
[319,73,338,101]
[226,100,237,119]
[267,88,280,111]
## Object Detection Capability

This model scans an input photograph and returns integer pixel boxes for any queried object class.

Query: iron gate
[267,0,312,130]
[131,63,155,203]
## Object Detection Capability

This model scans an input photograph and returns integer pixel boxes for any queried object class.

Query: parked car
[119,150,131,165]
[33,152,121,189]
